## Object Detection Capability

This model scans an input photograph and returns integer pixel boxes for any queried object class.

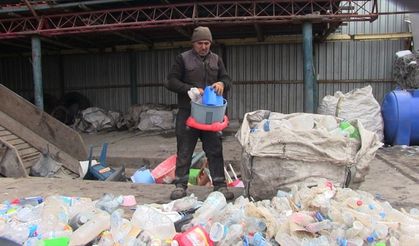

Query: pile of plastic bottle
[1,180,419,246]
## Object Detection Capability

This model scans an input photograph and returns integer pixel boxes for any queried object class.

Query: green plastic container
[188,168,201,185]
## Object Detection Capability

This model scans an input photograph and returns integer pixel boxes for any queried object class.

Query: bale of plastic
[393,50,419,89]
[236,111,382,200]
[318,85,385,142]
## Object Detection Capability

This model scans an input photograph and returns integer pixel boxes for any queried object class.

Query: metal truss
[0,0,378,39]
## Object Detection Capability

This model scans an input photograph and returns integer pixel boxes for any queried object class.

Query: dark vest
[181,49,219,89]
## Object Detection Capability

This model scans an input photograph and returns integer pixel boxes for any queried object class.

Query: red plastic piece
[151,154,177,184]
[186,115,229,132]
[173,225,214,246]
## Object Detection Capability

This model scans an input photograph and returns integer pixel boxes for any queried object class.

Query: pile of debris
[73,104,177,133]
[393,50,419,89]
[1,180,418,246]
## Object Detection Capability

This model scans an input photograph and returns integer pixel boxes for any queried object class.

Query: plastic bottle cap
[367,236,375,243]
[337,237,348,246]
[356,200,363,206]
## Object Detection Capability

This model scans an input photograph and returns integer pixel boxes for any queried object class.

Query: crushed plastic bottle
[131,205,176,240]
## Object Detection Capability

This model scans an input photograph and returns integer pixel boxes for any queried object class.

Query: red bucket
[151,154,177,184]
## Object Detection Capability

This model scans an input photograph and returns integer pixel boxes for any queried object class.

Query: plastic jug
[202,86,223,106]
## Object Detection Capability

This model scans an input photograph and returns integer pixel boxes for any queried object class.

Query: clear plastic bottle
[275,232,301,246]
[131,205,176,240]
[69,211,94,231]
[98,231,114,246]
[95,193,123,214]
[38,196,70,235]
[301,235,329,246]
[171,195,199,212]
[345,220,363,238]
[110,209,132,244]
[244,216,267,234]
[16,204,42,223]
[219,224,243,246]
[209,222,226,242]
[192,191,227,225]
[304,220,332,233]
[69,211,111,246]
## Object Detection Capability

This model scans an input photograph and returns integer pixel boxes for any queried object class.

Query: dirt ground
[79,126,419,210]
[1,124,418,210]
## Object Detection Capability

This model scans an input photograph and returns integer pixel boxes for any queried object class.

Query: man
[165,26,234,200]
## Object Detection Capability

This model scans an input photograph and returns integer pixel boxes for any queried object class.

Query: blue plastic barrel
[381,89,419,145]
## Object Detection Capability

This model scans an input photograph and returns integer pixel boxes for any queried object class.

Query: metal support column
[129,52,138,105]
[31,35,44,110]
[302,22,315,113]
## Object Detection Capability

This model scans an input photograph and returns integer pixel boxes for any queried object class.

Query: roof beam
[23,0,40,20]
[0,0,379,40]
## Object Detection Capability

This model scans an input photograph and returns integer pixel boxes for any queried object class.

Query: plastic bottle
[244,217,267,234]
[275,232,301,246]
[219,224,243,246]
[38,196,70,235]
[69,211,94,230]
[98,231,114,246]
[1,222,30,244]
[209,222,226,242]
[110,209,132,244]
[173,225,213,246]
[345,220,363,238]
[121,225,142,246]
[69,211,111,246]
[95,193,123,214]
[172,195,199,212]
[339,121,360,139]
[16,204,42,223]
[192,191,227,225]
[305,220,332,233]
[252,232,267,246]
[301,235,329,246]
[131,205,176,240]
[343,197,364,209]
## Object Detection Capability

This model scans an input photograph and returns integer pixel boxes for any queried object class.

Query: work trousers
[174,109,226,188]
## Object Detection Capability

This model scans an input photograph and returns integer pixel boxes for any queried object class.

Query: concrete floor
[79,127,419,210]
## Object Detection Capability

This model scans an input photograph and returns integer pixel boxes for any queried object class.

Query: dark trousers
[174,109,226,187]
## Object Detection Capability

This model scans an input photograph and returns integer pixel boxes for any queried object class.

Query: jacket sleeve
[165,54,192,94]
[217,58,232,93]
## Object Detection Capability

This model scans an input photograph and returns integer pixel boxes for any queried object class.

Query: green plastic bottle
[339,121,360,140]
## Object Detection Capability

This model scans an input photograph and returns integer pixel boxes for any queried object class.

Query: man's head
[191,26,212,56]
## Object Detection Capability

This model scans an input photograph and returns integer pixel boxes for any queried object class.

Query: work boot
[214,186,234,200]
[170,185,187,200]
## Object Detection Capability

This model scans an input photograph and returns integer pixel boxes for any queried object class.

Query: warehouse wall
[0,0,409,119]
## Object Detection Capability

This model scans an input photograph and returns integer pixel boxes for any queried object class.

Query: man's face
[192,40,211,56]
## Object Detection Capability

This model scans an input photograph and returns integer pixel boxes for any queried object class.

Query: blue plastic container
[202,86,223,106]
[381,89,419,145]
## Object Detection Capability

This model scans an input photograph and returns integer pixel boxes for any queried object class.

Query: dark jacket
[165,49,231,109]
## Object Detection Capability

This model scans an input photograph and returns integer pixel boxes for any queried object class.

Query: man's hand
[198,88,204,95]
[212,82,224,95]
